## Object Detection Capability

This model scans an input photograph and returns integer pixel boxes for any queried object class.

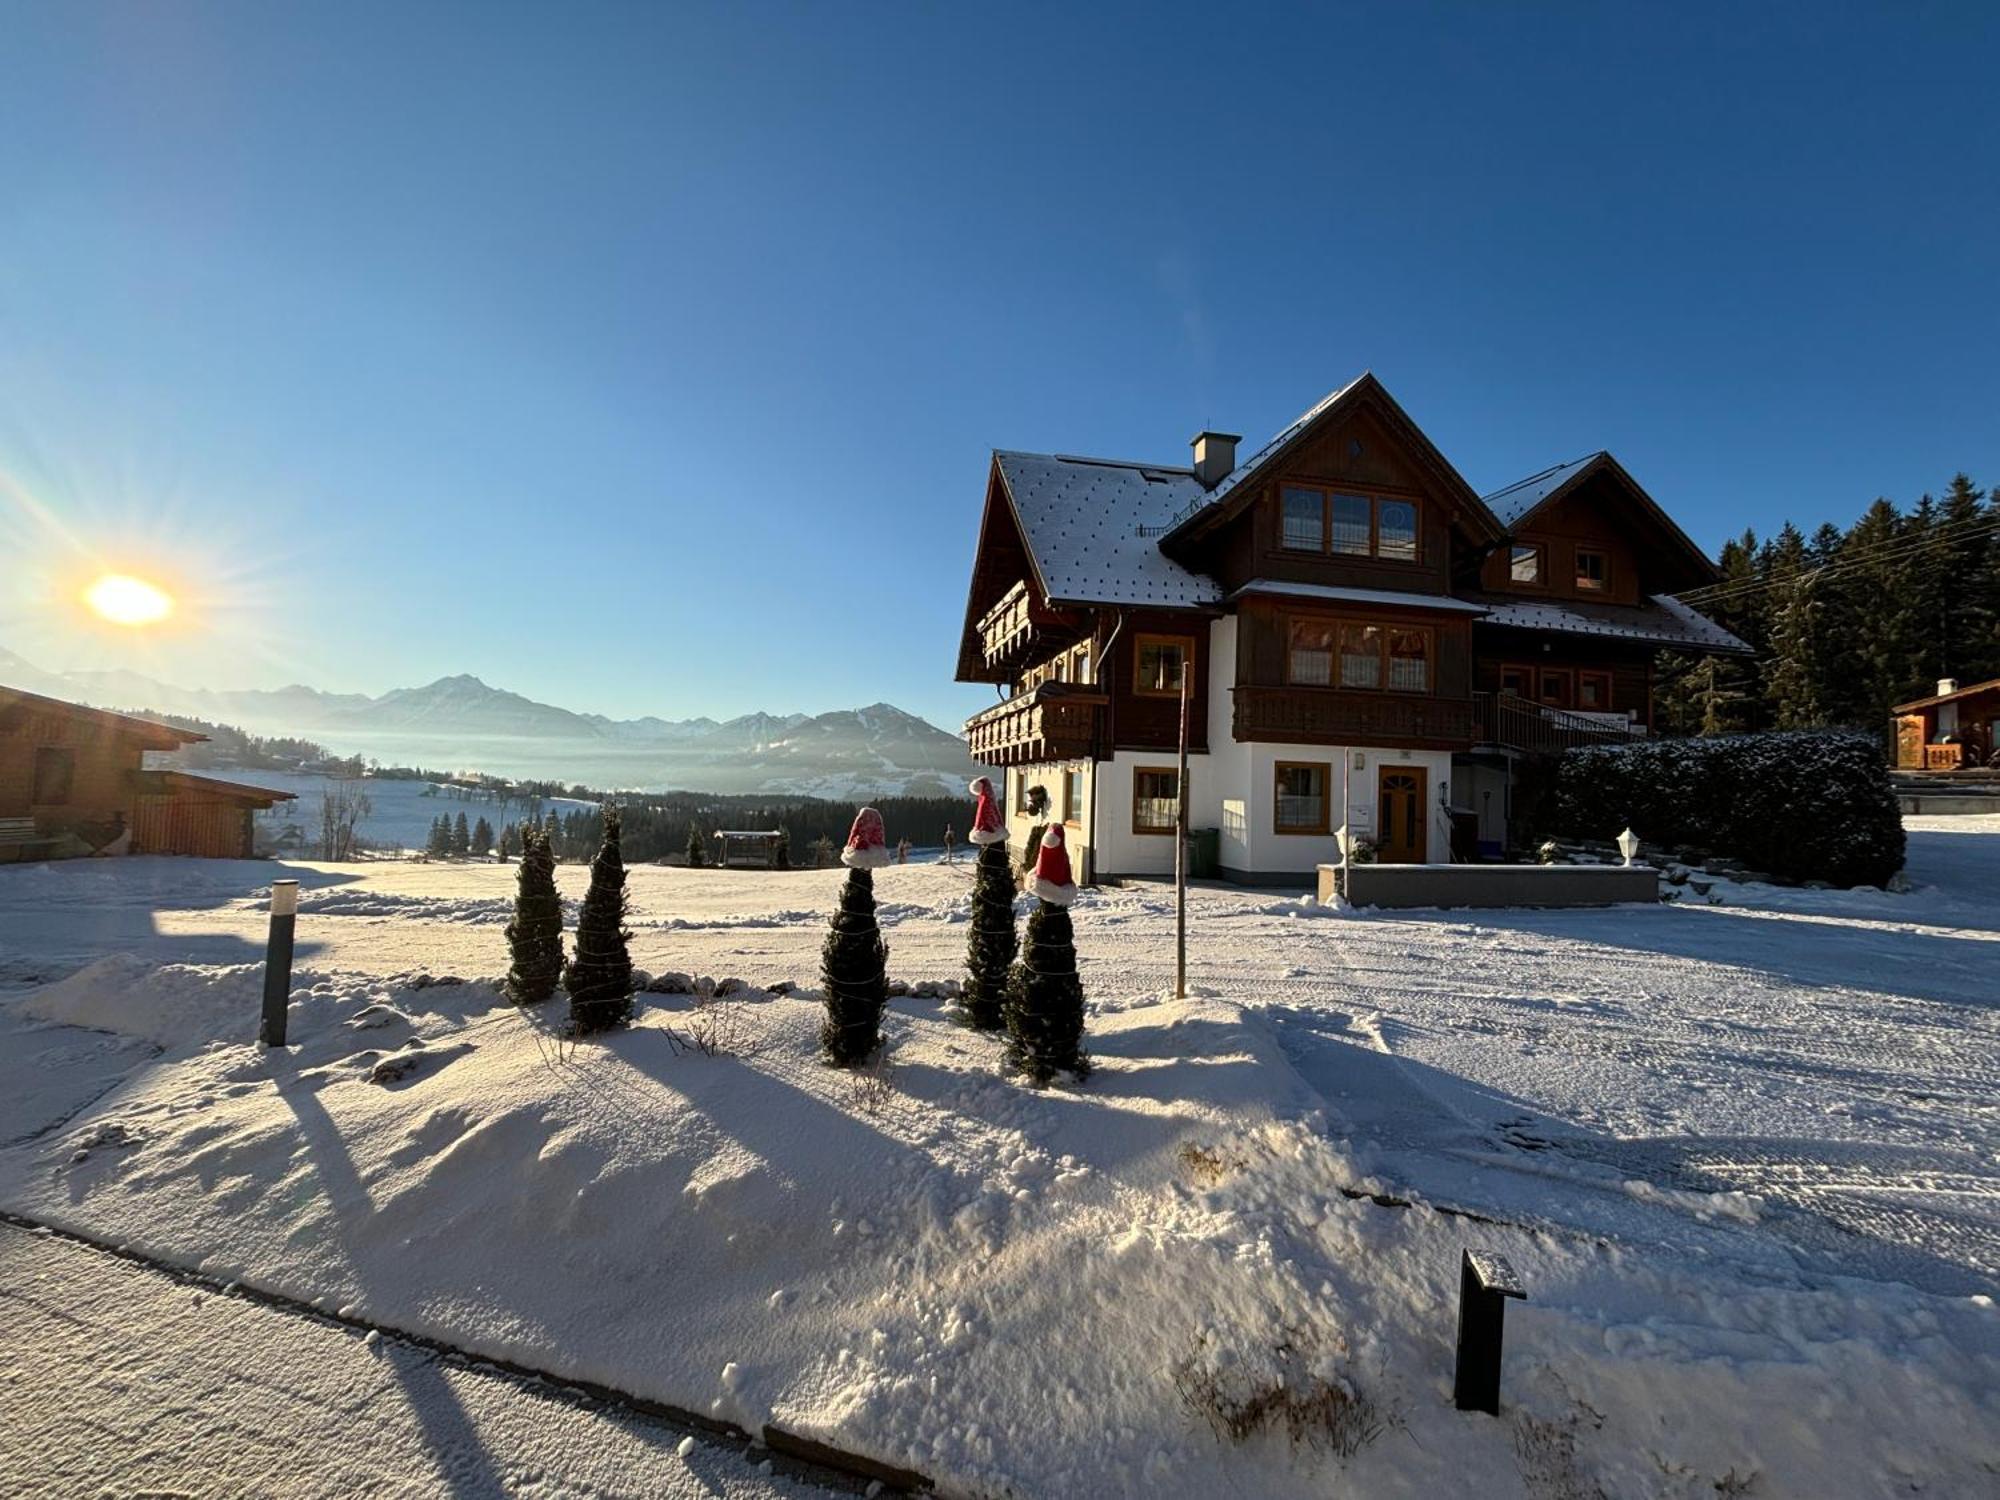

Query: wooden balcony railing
[963,685,1107,766]
[1473,691,1646,756]
[1232,685,1474,748]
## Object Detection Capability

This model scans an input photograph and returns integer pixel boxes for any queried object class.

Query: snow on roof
[1470,592,1752,653]
[992,451,1223,609]
[1482,453,1604,529]
[1227,580,1490,614]
[1168,374,1372,523]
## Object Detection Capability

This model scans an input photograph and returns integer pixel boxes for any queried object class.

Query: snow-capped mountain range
[0,649,979,798]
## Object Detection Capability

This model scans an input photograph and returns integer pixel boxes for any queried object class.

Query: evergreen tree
[497,822,517,860]
[685,824,708,867]
[960,838,1015,1031]
[1003,900,1089,1086]
[566,808,634,1033]
[809,835,834,868]
[543,810,560,859]
[504,827,565,1004]
[426,814,451,859]
[773,827,791,869]
[472,816,494,856]
[453,811,471,855]
[1760,523,1824,729]
[819,868,888,1065]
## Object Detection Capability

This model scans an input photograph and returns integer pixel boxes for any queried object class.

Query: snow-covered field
[227,771,597,855]
[0,818,1995,1497]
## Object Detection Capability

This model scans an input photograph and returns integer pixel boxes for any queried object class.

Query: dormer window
[1509,544,1543,584]
[1575,549,1608,592]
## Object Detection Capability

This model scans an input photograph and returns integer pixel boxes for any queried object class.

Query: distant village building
[1892,677,2000,771]
[954,373,1750,883]
[0,685,295,861]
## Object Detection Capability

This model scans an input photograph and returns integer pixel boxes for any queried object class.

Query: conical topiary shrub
[1005,826,1088,1085]
[821,807,890,1066]
[962,841,1015,1031]
[566,807,634,1034]
[504,826,564,1003]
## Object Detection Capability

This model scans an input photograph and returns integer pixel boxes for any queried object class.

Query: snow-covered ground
[0,817,1995,1497]
[228,771,597,855]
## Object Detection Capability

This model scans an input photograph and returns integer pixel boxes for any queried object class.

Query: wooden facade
[1890,677,2000,771]
[0,686,293,860]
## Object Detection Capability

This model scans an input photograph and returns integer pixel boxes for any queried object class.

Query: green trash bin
[1187,827,1220,879]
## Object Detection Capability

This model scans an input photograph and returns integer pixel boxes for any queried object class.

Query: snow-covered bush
[1543,729,1904,887]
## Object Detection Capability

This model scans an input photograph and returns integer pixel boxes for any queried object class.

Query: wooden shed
[131,770,297,859]
[1890,677,2000,771]
[2,685,206,859]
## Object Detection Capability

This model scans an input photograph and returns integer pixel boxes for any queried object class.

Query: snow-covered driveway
[0,1221,842,1498]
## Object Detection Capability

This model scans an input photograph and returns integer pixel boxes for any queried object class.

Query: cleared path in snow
[0,1221,846,1499]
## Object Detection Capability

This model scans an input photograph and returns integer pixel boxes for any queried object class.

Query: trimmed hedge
[1542,729,1905,888]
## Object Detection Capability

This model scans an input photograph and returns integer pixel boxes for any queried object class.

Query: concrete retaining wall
[1319,862,1660,909]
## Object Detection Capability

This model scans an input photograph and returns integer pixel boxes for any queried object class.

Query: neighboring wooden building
[1891,677,2000,771]
[0,685,294,861]
[954,373,1750,882]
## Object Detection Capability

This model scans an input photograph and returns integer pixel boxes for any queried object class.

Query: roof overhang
[1227,580,1489,615]
[1892,676,2000,714]
[0,685,207,750]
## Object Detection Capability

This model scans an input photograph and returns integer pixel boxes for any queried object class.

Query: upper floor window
[1281,486,1325,551]
[1134,634,1192,697]
[1575,549,1608,592]
[1072,643,1093,685]
[1339,624,1384,688]
[1277,485,1423,563]
[33,747,74,805]
[1509,544,1543,585]
[1287,620,1335,685]
[1387,628,1430,692]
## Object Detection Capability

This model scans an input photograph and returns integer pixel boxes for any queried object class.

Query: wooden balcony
[963,685,1107,766]
[977,580,1081,676]
[1232,685,1474,748]
[1473,691,1647,756]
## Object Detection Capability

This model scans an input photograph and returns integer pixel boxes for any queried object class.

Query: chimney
[1938,677,1960,697]
[1191,430,1240,489]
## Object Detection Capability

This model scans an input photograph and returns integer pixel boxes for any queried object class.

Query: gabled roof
[1160,373,1505,549]
[1892,676,2000,714]
[991,451,1222,609]
[0,684,207,750]
[1480,451,1720,590]
[1466,591,1753,654]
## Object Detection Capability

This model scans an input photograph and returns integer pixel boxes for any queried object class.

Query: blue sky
[2,2,1995,731]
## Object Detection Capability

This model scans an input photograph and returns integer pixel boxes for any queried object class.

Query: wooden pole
[1174,663,1189,1000]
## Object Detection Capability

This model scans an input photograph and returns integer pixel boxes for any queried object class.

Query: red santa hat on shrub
[1030,824,1076,906]
[841,807,891,869]
[968,776,1006,845]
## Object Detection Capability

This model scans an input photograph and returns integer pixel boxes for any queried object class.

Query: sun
[83,572,175,627]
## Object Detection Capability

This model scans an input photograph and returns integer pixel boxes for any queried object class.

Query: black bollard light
[1453,1247,1526,1415]
[260,878,299,1047]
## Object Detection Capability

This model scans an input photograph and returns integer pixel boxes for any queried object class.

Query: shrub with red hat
[1004,826,1090,1085]
[960,778,1015,1032]
[820,806,890,1065]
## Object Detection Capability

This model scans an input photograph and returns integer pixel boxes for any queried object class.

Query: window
[1274,761,1330,835]
[1575,549,1608,592]
[32,747,74,806]
[1538,669,1573,708]
[1578,671,1613,711]
[1134,634,1192,697]
[1338,623,1383,688]
[1275,486,1422,562]
[1016,771,1043,815]
[1063,768,1083,823]
[1377,500,1418,562]
[1280,485,1324,551]
[1330,493,1372,556]
[1387,628,1429,692]
[1286,619,1336,685]
[1499,664,1532,697]
[1509,545,1543,584]
[1132,766,1179,835]
[1072,644,1093,685]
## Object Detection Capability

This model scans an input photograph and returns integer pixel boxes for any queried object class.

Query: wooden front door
[1377,766,1428,864]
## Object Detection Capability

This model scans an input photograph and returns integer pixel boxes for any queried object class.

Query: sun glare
[84,572,175,627]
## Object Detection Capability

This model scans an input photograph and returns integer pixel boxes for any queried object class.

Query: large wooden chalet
[955,374,1749,884]
[0,684,295,861]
